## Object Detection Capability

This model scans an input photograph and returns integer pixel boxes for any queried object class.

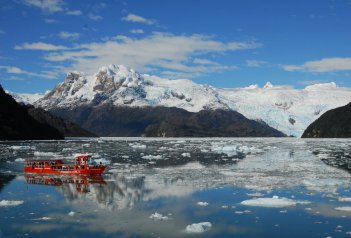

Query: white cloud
[246,59,267,67]
[14,42,69,51]
[23,0,64,13]
[38,32,259,77]
[122,13,156,25]
[58,31,80,40]
[88,13,102,21]
[23,0,82,16]
[44,18,58,23]
[0,66,57,79]
[297,80,327,86]
[66,9,82,16]
[130,29,144,34]
[283,57,351,72]
[192,58,219,65]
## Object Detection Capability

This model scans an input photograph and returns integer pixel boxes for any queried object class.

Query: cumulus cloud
[130,29,144,34]
[44,18,58,23]
[66,9,82,16]
[58,31,80,40]
[23,0,82,16]
[246,59,268,67]
[14,42,69,51]
[15,33,260,79]
[23,0,64,13]
[283,57,351,72]
[88,13,102,21]
[122,13,156,25]
[0,66,57,79]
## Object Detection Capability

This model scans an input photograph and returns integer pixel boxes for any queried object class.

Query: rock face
[302,103,351,138]
[26,106,96,137]
[49,105,286,137]
[0,85,63,140]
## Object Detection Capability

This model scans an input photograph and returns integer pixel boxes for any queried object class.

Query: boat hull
[24,166,107,175]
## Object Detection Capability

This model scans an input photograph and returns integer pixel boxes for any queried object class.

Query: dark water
[0,138,351,237]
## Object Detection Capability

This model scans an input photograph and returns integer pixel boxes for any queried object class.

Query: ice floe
[10,145,32,150]
[197,201,209,206]
[32,217,54,220]
[334,206,351,212]
[0,200,24,207]
[129,143,147,149]
[241,196,311,208]
[68,211,75,216]
[181,153,191,157]
[338,197,351,202]
[149,212,169,221]
[14,158,25,162]
[33,152,57,157]
[142,155,162,160]
[185,222,212,233]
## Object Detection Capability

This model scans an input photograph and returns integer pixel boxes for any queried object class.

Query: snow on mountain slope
[12,64,349,137]
[35,64,229,112]
[6,91,44,105]
[218,82,351,137]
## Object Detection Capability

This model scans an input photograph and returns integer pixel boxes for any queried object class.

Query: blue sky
[0,0,351,93]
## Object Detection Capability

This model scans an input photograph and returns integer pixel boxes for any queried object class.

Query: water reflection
[25,174,106,193]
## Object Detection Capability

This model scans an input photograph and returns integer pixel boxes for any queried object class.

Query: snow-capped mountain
[36,64,228,112]
[218,82,351,137]
[11,64,351,137]
[6,91,44,105]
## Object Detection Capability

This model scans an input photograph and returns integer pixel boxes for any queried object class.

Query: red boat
[24,155,107,175]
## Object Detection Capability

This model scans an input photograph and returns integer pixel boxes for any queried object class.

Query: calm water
[0,138,351,238]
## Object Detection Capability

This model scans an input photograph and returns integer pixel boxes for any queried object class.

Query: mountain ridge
[302,103,351,138]
[9,64,351,137]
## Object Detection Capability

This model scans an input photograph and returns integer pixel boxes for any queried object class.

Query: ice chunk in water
[0,200,24,207]
[185,222,212,233]
[335,207,351,212]
[197,201,209,206]
[68,211,75,216]
[149,212,169,221]
[241,196,310,208]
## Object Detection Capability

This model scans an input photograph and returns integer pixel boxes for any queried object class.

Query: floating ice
[32,217,54,220]
[15,158,25,162]
[197,201,209,206]
[338,197,351,202]
[185,222,212,233]
[10,145,32,150]
[68,211,75,216]
[247,192,264,197]
[211,143,261,156]
[129,143,146,149]
[142,155,162,160]
[335,207,351,212]
[34,152,57,156]
[241,196,311,208]
[181,153,191,158]
[0,200,24,207]
[149,212,169,221]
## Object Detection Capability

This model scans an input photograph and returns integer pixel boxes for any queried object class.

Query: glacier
[9,64,351,137]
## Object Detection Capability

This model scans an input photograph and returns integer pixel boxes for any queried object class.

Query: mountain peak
[263,82,273,89]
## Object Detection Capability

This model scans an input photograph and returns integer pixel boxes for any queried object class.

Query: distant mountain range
[8,64,351,137]
[302,103,351,138]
